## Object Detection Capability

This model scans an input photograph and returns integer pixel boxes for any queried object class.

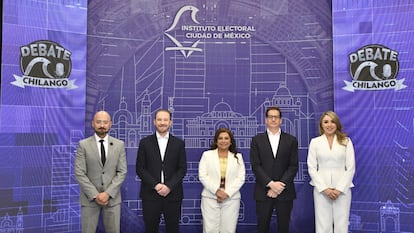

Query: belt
[220,178,225,188]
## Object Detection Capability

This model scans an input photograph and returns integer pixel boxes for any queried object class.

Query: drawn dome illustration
[202,100,243,118]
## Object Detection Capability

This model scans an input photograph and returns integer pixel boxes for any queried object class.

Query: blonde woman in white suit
[199,128,246,233]
[307,111,355,233]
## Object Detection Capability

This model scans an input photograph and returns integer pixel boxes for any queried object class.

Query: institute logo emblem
[343,44,406,92]
[164,5,255,58]
[11,40,78,89]
[164,5,202,58]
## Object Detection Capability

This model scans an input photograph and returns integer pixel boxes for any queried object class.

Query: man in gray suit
[75,111,127,233]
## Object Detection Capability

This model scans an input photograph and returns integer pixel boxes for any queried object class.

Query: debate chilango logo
[12,40,78,90]
[343,44,406,92]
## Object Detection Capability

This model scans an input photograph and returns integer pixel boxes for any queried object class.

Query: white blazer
[198,149,246,199]
[307,134,355,194]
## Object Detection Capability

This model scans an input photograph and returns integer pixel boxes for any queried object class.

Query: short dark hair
[154,109,172,120]
[265,106,282,118]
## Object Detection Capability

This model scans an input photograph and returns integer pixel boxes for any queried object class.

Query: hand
[95,192,109,206]
[331,189,341,199]
[215,188,229,203]
[155,183,171,197]
[268,181,286,194]
[266,189,278,198]
[323,188,341,200]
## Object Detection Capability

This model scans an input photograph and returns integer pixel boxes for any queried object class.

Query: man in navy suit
[250,106,299,233]
[136,109,187,233]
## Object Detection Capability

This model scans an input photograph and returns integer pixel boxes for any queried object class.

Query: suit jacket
[74,135,127,207]
[250,131,298,201]
[136,133,187,201]
[198,149,246,200]
[307,134,355,194]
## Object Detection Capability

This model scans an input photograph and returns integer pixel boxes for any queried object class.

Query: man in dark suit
[74,111,127,233]
[136,109,187,233]
[250,106,299,233]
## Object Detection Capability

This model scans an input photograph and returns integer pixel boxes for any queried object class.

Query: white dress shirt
[95,134,109,161]
[267,128,281,157]
[156,131,169,183]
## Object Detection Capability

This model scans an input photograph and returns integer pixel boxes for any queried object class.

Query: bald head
[94,111,111,121]
[92,111,112,138]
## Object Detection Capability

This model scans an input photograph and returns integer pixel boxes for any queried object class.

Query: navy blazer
[250,131,298,201]
[136,133,187,201]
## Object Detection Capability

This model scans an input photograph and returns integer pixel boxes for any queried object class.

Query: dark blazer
[250,131,298,201]
[136,133,187,201]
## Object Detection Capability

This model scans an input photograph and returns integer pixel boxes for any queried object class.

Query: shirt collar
[156,131,169,140]
[95,134,109,142]
[267,128,281,136]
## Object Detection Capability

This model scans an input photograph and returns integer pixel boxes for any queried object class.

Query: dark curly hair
[210,128,239,162]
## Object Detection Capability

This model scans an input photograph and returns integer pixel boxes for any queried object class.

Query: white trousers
[313,188,352,233]
[201,197,240,233]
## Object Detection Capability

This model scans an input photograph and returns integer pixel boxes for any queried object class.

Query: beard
[95,128,109,137]
[156,125,169,134]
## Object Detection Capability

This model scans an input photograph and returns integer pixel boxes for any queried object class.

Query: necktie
[99,139,106,165]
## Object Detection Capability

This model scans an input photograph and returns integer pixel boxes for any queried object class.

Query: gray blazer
[75,135,127,207]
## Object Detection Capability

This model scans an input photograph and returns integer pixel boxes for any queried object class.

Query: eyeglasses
[95,120,110,125]
[266,115,281,120]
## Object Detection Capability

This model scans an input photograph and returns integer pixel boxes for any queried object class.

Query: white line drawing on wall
[0,208,24,233]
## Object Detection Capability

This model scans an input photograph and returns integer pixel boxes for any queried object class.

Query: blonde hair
[319,111,348,146]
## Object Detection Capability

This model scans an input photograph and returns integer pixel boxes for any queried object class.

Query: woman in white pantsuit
[199,128,246,233]
[307,111,355,233]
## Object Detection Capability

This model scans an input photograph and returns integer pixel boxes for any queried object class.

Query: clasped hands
[94,192,110,206]
[323,188,341,200]
[215,188,229,203]
[155,183,171,197]
[267,181,286,198]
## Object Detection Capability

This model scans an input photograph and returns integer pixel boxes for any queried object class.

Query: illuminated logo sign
[11,40,78,89]
[164,5,202,58]
[343,44,406,92]
[164,5,255,58]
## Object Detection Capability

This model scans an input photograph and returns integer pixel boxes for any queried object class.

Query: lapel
[213,149,221,177]
[106,136,115,164]
[163,133,176,162]
[87,136,103,167]
[151,134,163,162]
[225,152,235,178]
[263,132,275,159]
